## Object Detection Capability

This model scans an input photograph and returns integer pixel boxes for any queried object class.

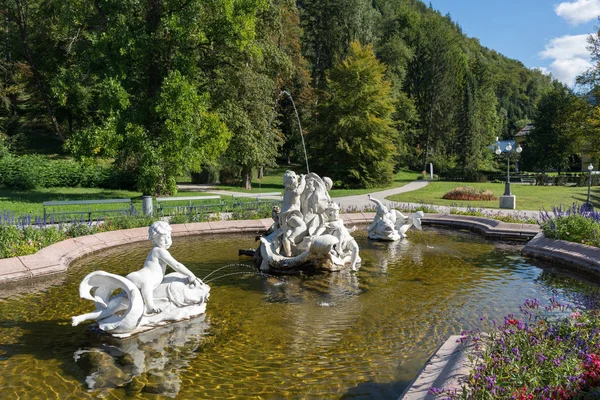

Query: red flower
[512,386,534,400]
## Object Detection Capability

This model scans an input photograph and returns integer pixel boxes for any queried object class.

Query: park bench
[155,195,225,216]
[520,177,536,185]
[43,198,134,223]
[230,192,282,211]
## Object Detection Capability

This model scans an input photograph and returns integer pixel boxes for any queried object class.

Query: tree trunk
[242,166,252,190]
[258,166,264,180]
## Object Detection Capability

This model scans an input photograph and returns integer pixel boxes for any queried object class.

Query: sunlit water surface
[0,228,598,399]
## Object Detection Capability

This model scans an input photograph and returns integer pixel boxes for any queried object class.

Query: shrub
[0,154,133,190]
[442,186,498,201]
[539,204,600,247]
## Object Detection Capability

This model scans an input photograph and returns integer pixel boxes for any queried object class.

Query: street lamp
[494,137,522,209]
[585,163,594,211]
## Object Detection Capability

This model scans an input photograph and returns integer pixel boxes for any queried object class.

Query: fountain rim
[0,212,558,288]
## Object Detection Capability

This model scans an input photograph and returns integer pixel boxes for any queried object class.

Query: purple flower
[428,387,443,395]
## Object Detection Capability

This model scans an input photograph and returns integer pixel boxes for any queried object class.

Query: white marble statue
[257,171,361,272]
[72,221,210,337]
[367,195,424,241]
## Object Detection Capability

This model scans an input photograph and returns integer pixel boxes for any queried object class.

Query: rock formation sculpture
[367,195,424,241]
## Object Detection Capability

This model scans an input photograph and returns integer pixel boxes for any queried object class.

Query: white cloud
[531,67,551,76]
[555,0,600,25]
[539,34,593,86]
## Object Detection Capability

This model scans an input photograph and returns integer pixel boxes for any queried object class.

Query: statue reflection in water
[73,315,210,397]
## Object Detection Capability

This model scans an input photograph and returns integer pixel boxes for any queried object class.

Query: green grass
[4,167,597,219]
[186,166,420,197]
[328,169,421,197]
[0,187,144,217]
[387,181,600,211]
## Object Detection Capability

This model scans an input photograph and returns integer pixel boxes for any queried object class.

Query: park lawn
[328,169,421,197]
[200,167,420,197]
[0,168,421,219]
[0,187,145,218]
[387,181,599,211]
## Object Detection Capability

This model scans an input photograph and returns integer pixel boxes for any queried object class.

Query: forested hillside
[0,0,555,193]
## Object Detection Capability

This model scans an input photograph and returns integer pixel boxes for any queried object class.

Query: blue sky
[428,0,598,87]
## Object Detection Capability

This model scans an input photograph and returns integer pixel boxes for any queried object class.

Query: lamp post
[585,163,594,211]
[494,137,522,209]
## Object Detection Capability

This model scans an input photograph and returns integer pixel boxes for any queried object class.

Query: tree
[3,0,64,139]
[455,56,499,177]
[404,12,463,173]
[298,0,378,89]
[309,41,397,188]
[62,0,266,195]
[527,83,589,172]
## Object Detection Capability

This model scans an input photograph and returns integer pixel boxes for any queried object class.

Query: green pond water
[0,228,598,399]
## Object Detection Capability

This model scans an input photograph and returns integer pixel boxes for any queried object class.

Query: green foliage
[403,11,464,173]
[2,0,561,186]
[298,0,379,89]
[542,214,600,247]
[526,83,590,172]
[230,206,273,220]
[0,224,68,258]
[310,41,397,188]
[0,154,113,189]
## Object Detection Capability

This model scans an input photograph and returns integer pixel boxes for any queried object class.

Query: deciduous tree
[309,41,397,188]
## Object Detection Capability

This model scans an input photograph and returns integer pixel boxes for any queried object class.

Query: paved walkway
[332,181,430,210]
[178,180,540,219]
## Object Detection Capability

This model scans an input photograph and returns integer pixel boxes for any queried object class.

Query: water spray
[204,271,279,284]
[279,90,310,174]
[202,263,255,281]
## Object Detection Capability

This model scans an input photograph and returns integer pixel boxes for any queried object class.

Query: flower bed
[443,186,498,201]
[430,295,600,399]
[539,204,600,248]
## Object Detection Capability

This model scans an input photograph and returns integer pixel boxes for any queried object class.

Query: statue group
[256,171,360,273]
[72,171,423,338]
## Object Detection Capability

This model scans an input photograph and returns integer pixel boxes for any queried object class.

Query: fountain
[71,221,210,337]
[253,170,361,272]
[0,229,598,398]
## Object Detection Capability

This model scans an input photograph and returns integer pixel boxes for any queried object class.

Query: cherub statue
[314,202,360,271]
[279,170,308,256]
[72,221,210,337]
[127,221,202,314]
